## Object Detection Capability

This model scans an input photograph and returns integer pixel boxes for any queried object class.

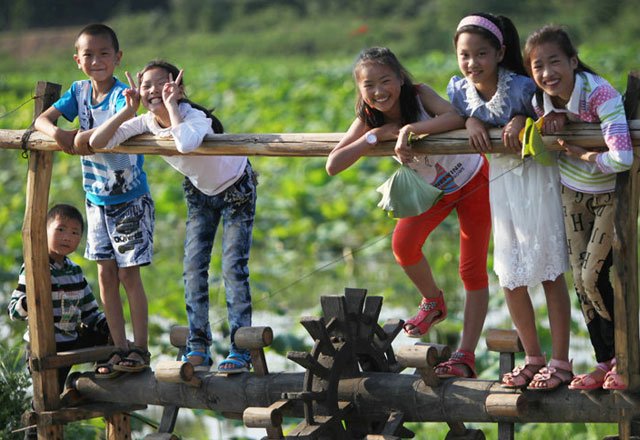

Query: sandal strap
[439,350,476,377]
[418,291,445,312]
[99,350,126,365]
[124,347,151,365]
[548,358,572,372]
[219,350,251,369]
[228,349,251,363]
[507,355,545,380]
[524,354,546,366]
[183,350,212,366]
[450,350,475,363]
[595,360,613,373]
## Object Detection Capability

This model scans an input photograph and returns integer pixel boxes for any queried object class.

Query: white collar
[541,72,583,116]
[463,67,513,119]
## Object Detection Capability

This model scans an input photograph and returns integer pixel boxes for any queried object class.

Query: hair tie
[457,15,503,46]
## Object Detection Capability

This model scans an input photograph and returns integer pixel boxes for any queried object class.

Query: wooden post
[486,328,523,440]
[613,71,640,390]
[106,413,132,440]
[22,81,63,440]
[613,71,640,440]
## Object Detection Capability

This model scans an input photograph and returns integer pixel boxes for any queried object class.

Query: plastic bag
[520,116,554,166]
[376,165,443,219]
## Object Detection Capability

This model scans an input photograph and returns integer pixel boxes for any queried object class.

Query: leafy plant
[0,341,31,440]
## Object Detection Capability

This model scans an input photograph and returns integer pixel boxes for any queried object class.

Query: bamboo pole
[22,81,63,440]
[71,370,640,424]
[2,121,640,156]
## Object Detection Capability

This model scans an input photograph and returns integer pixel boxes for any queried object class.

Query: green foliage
[0,7,638,437]
[0,23,634,348]
[0,341,31,440]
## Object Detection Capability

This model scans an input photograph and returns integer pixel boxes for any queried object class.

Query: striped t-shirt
[54,78,149,205]
[8,257,106,343]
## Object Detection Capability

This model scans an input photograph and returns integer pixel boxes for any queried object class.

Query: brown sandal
[527,359,573,391]
[113,347,151,373]
[95,350,126,379]
[501,355,546,389]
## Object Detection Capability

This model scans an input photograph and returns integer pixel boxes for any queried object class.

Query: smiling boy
[34,24,154,377]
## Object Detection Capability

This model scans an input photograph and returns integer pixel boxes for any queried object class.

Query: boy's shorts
[85,193,154,267]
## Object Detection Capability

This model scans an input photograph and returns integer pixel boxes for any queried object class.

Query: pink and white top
[533,71,633,193]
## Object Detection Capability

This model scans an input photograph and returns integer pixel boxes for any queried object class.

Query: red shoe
[435,350,477,378]
[403,291,447,338]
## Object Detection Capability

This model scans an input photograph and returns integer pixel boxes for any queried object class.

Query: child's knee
[118,266,142,288]
[393,248,422,266]
[98,261,118,281]
[391,238,422,266]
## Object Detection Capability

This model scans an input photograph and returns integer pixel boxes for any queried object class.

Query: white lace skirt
[490,154,569,289]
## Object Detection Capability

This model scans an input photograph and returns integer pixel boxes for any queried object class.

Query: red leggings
[392,160,491,291]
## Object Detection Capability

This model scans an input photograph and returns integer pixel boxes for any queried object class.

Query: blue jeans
[183,163,257,354]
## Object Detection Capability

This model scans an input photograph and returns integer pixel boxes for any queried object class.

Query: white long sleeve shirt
[104,102,247,195]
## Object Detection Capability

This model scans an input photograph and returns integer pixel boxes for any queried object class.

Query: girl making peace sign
[91,60,258,374]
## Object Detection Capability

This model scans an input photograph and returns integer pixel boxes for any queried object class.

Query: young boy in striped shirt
[8,204,110,391]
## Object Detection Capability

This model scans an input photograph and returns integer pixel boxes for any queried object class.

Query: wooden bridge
[1,75,640,439]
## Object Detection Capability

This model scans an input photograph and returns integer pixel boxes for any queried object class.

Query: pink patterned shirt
[533,71,633,193]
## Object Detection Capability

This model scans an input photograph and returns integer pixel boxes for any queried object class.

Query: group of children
[10,21,255,413]
[8,13,631,432]
[327,13,631,391]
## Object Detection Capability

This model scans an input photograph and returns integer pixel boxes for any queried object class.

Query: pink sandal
[603,359,627,390]
[501,355,546,389]
[435,350,477,378]
[403,291,447,338]
[527,359,573,391]
[569,360,613,390]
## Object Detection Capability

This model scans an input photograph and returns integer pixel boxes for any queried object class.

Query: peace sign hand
[162,69,184,109]
[123,71,142,116]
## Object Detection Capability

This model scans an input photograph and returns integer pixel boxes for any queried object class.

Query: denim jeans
[183,163,256,354]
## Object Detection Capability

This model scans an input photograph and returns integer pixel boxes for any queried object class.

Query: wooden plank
[3,121,640,156]
[28,403,146,425]
[485,329,523,354]
[22,82,62,440]
[32,346,115,371]
[612,71,640,392]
